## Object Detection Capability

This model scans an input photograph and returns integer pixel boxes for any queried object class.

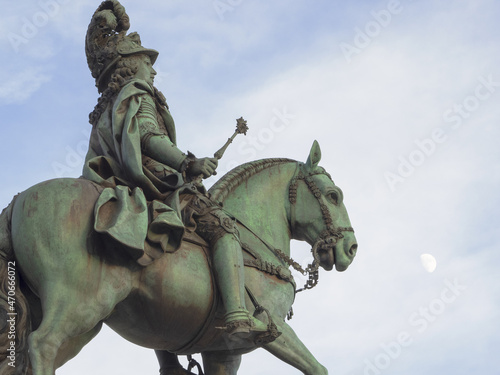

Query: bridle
[287,162,354,292]
[233,161,355,297]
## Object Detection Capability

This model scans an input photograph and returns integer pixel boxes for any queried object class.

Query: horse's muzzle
[333,236,358,272]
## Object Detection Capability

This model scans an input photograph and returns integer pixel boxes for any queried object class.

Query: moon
[420,253,437,273]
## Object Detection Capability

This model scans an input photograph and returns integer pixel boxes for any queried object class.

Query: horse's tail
[0,200,32,375]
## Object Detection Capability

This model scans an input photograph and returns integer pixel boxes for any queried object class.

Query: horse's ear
[305,140,322,170]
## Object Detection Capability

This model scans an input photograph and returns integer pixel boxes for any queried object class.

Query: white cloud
[0,68,51,104]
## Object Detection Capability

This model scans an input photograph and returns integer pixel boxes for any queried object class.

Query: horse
[0,141,357,375]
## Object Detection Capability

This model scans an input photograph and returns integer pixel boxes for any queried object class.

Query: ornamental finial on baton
[211,117,248,176]
[214,117,249,160]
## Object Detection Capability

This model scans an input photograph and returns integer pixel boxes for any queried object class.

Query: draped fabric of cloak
[83,79,186,263]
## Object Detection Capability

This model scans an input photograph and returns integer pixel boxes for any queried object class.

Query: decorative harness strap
[241,242,295,286]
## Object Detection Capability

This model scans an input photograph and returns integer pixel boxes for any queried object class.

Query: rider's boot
[212,235,271,339]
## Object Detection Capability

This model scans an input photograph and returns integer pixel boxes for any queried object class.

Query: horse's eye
[329,191,339,205]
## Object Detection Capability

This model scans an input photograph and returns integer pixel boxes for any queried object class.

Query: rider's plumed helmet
[85,0,159,93]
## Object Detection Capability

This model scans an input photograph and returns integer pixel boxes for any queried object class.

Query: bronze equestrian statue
[0,1,357,374]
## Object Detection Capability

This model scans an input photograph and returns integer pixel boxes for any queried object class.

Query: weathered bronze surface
[0,1,357,374]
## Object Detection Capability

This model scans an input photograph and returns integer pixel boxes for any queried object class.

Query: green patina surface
[0,1,357,374]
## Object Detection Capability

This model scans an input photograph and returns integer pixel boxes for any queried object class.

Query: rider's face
[135,55,156,85]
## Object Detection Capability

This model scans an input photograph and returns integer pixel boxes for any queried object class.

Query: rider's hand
[188,157,218,178]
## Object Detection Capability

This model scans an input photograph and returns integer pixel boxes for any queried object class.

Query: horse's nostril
[349,244,358,256]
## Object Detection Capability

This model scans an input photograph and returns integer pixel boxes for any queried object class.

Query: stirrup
[227,318,281,345]
[219,311,281,344]
[225,316,268,335]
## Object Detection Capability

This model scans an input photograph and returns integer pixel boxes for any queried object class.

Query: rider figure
[83,0,270,339]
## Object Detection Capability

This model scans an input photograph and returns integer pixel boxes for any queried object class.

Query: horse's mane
[209,158,295,203]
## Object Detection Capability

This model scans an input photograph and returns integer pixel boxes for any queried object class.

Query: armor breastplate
[137,94,169,138]
[137,94,182,183]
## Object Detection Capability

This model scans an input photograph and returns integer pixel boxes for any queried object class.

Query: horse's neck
[217,162,296,254]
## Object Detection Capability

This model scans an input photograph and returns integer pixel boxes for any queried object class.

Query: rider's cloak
[82,79,185,264]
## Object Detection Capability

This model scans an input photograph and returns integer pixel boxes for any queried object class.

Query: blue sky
[1,0,499,374]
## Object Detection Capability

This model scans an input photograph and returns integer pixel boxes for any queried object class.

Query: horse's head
[288,141,357,272]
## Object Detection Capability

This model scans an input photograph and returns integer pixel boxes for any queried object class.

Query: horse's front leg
[156,350,197,374]
[201,351,242,375]
[264,322,328,375]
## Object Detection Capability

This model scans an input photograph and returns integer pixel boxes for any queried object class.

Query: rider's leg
[189,196,273,338]
[211,233,268,335]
